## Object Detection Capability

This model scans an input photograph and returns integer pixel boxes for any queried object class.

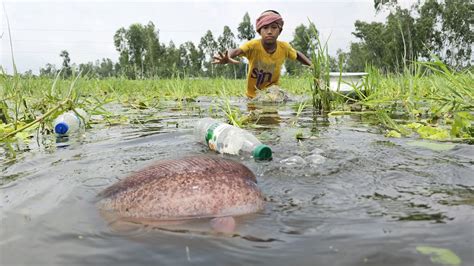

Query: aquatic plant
[337,58,473,142]
[215,86,247,127]
[307,22,332,114]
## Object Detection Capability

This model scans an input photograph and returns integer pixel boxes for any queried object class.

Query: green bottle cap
[252,144,272,160]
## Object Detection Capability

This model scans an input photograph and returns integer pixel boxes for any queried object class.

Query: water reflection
[247,102,282,126]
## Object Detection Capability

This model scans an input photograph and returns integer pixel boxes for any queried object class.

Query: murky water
[1,99,473,266]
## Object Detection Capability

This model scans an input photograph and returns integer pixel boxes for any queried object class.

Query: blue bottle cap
[55,122,69,134]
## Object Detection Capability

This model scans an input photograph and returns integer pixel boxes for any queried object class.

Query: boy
[212,10,312,99]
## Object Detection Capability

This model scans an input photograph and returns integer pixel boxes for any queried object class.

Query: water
[1,99,473,266]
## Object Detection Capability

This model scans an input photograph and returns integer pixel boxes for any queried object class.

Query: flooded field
[1,98,473,266]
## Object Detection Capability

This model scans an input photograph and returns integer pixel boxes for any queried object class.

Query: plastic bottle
[194,117,272,160]
[53,108,89,135]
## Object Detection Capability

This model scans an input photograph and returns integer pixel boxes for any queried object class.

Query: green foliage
[216,87,246,127]
[113,22,163,79]
[451,112,474,138]
[199,30,218,77]
[0,71,90,141]
[59,50,72,78]
[374,0,398,11]
[216,26,241,79]
[307,22,332,114]
[440,0,473,70]
[286,22,318,76]
[349,58,473,142]
[178,41,203,77]
[351,7,416,72]
[346,1,472,73]
[237,12,255,41]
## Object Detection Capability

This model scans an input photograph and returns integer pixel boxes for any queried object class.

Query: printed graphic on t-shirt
[251,61,276,88]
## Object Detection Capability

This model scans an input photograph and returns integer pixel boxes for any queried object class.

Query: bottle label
[207,123,231,152]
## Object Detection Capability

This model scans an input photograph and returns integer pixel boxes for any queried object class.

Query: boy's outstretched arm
[212,48,244,64]
[296,51,312,66]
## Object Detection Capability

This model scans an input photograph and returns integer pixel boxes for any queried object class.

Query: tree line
[37,0,472,79]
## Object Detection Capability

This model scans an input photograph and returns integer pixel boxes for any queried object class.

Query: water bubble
[305,154,326,166]
[310,148,324,155]
[279,156,306,166]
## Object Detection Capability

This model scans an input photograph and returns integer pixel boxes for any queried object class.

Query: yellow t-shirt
[239,39,297,98]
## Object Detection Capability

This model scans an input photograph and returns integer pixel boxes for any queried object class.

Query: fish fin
[210,216,236,233]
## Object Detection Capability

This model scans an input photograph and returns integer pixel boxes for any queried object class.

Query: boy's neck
[261,40,277,54]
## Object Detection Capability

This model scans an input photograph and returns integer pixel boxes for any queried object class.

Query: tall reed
[307,22,332,114]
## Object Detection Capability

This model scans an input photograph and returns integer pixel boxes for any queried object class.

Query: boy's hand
[212,51,240,64]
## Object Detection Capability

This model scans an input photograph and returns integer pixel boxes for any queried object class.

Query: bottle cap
[252,144,272,160]
[55,122,69,134]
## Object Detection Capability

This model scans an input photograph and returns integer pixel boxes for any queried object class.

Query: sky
[0,0,413,74]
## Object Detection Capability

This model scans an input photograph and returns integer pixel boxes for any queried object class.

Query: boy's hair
[261,10,280,15]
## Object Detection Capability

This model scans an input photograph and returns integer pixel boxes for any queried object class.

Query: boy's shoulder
[277,40,292,49]
[241,39,292,49]
[242,39,261,47]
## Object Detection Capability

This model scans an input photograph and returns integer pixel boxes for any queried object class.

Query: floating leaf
[386,130,401,138]
[406,122,423,129]
[416,246,461,266]
[407,141,455,151]
[417,125,450,140]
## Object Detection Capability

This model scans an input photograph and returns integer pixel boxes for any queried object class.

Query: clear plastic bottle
[194,117,272,160]
[53,108,89,135]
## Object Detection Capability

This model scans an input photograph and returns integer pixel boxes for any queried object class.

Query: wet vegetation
[1,61,472,145]
[1,0,473,146]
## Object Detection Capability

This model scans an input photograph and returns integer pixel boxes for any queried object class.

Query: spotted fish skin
[97,155,264,221]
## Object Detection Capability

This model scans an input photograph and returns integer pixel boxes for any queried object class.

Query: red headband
[256,13,284,32]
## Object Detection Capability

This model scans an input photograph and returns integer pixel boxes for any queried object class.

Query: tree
[113,22,162,79]
[114,27,133,78]
[179,41,203,77]
[39,63,57,78]
[160,41,181,78]
[126,23,147,78]
[374,0,399,11]
[286,22,318,75]
[345,43,370,72]
[237,12,255,41]
[60,50,72,78]
[217,26,238,78]
[142,22,162,77]
[367,0,473,70]
[78,62,96,78]
[96,58,115,78]
[349,7,418,73]
[440,0,473,69]
[414,0,443,60]
[198,30,218,77]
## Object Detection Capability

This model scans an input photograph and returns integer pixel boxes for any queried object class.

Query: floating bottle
[194,117,272,160]
[53,108,89,135]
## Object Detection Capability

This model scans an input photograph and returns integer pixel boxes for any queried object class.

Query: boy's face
[259,22,281,45]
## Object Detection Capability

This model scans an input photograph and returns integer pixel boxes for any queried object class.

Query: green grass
[348,60,473,141]
[1,63,473,144]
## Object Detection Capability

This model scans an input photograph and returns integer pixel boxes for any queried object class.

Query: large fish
[97,155,264,232]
